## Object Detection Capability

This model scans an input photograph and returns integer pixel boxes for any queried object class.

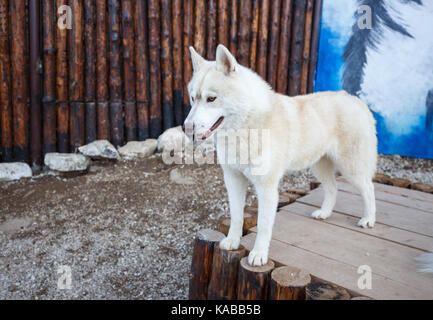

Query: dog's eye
[207,97,216,103]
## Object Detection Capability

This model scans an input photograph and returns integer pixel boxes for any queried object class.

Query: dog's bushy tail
[416,253,433,273]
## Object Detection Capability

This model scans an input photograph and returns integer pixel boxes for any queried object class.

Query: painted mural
[315,0,433,158]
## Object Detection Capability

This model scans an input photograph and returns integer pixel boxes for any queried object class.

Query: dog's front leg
[219,166,249,251]
[248,182,279,266]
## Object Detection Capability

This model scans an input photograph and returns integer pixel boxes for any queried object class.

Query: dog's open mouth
[196,116,224,140]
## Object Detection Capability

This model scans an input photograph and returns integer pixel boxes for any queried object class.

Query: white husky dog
[185,44,377,266]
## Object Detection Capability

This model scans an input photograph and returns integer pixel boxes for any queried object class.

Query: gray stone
[0,162,32,181]
[157,126,190,153]
[78,140,120,160]
[118,139,158,160]
[44,153,90,172]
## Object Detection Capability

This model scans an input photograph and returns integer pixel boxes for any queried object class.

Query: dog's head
[184,44,260,141]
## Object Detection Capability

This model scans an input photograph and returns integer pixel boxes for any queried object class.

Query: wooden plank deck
[240,179,433,300]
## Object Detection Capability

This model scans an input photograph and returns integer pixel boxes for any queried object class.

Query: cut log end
[270,266,311,300]
[306,282,351,300]
[237,257,275,300]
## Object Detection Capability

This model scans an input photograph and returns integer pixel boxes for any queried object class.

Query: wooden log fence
[0,0,323,164]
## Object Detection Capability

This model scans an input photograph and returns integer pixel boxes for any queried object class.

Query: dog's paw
[219,237,240,251]
[248,249,268,266]
[357,217,375,228]
[311,209,332,220]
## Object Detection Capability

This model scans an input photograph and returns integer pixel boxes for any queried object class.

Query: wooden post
[182,0,193,120]
[108,0,124,147]
[269,266,311,300]
[194,0,206,57]
[237,0,251,67]
[218,212,258,236]
[42,0,57,157]
[0,0,13,162]
[84,0,96,144]
[29,0,42,167]
[249,0,259,70]
[96,0,110,141]
[206,0,217,60]
[10,0,29,161]
[135,0,150,140]
[172,0,184,126]
[307,0,323,93]
[161,0,174,131]
[276,0,292,94]
[217,0,229,48]
[122,0,137,142]
[266,0,281,88]
[148,0,162,138]
[56,0,69,153]
[237,257,275,300]
[69,0,85,152]
[256,0,270,79]
[189,229,225,300]
[288,0,307,96]
[228,0,238,57]
[306,282,351,300]
[300,0,314,95]
[207,245,247,300]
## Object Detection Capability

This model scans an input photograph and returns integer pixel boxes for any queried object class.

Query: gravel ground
[0,153,432,300]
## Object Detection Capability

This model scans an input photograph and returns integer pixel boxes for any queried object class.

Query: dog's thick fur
[185,45,378,266]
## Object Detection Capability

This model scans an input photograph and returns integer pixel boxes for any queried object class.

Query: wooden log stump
[351,296,374,300]
[310,180,321,190]
[218,213,258,236]
[237,257,275,300]
[269,266,311,300]
[390,178,411,189]
[189,229,225,300]
[373,173,392,185]
[207,245,247,300]
[305,282,351,300]
[411,182,433,194]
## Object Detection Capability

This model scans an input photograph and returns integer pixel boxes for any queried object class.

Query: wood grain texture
[161,0,174,131]
[266,0,280,88]
[135,0,150,140]
[249,0,260,70]
[147,0,162,138]
[96,0,110,140]
[10,0,29,161]
[237,257,274,300]
[269,266,311,300]
[172,0,184,126]
[276,0,293,94]
[300,0,314,94]
[237,0,252,67]
[182,0,194,120]
[256,0,270,79]
[206,0,217,60]
[218,0,230,48]
[189,229,225,300]
[207,245,247,300]
[0,0,13,161]
[288,0,307,96]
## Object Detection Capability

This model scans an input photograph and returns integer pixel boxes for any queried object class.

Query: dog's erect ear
[189,46,206,72]
[216,44,237,75]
